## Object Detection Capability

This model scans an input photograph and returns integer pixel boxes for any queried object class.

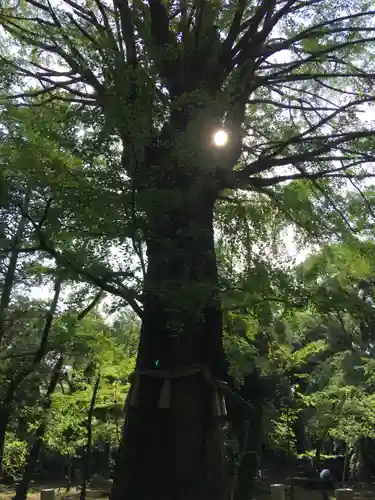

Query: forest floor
[1,484,375,500]
[0,486,106,500]
[253,484,375,500]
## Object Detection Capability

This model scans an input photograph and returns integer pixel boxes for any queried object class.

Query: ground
[0,486,106,500]
[254,484,375,500]
[1,484,375,500]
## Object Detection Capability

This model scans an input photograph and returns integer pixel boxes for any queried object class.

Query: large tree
[2,0,375,499]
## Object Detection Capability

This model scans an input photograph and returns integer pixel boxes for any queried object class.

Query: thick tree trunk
[111,191,227,500]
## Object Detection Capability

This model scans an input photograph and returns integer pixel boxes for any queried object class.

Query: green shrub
[3,433,28,478]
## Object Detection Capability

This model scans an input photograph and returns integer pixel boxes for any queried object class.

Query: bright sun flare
[213,130,228,147]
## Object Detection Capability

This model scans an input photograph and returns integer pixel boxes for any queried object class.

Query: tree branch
[77,290,105,320]
[230,130,375,187]
[248,169,375,189]
[148,0,174,47]
[113,0,137,67]
[17,205,144,318]
[222,0,247,55]
[347,177,375,222]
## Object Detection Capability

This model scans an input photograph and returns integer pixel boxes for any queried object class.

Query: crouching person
[319,469,334,500]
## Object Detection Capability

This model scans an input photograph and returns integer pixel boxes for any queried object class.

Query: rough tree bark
[111,187,228,500]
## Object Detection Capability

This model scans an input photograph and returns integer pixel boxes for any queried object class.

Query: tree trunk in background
[66,463,73,492]
[14,356,63,500]
[0,194,30,345]
[105,442,111,479]
[355,438,375,482]
[0,406,11,478]
[293,415,309,454]
[315,431,329,469]
[226,368,266,500]
[80,374,101,500]
[0,377,28,476]
[0,195,30,477]
[0,275,61,476]
[231,406,263,500]
[111,191,227,500]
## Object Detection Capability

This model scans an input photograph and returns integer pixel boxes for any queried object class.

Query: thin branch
[222,0,247,54]
[347,177,375,221]
[234,0,277,56]
[266,97,375,160]
[66,13,100,47]
[62,0,98,24]
[1,19,103,95]
[256,10,375,62]
[234,130,375,185]
[24,0,50,12]
[17,205,143,317]
[33,274,62,365]
[247,98,340,112]
[1,246,42,254]
[253,185,324,245]
[76,290,104,320]
[294,166,358,235]
[263,71,375,84]
[261,38,375,84]
[248,169,375,189]
[92,0,111,30]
